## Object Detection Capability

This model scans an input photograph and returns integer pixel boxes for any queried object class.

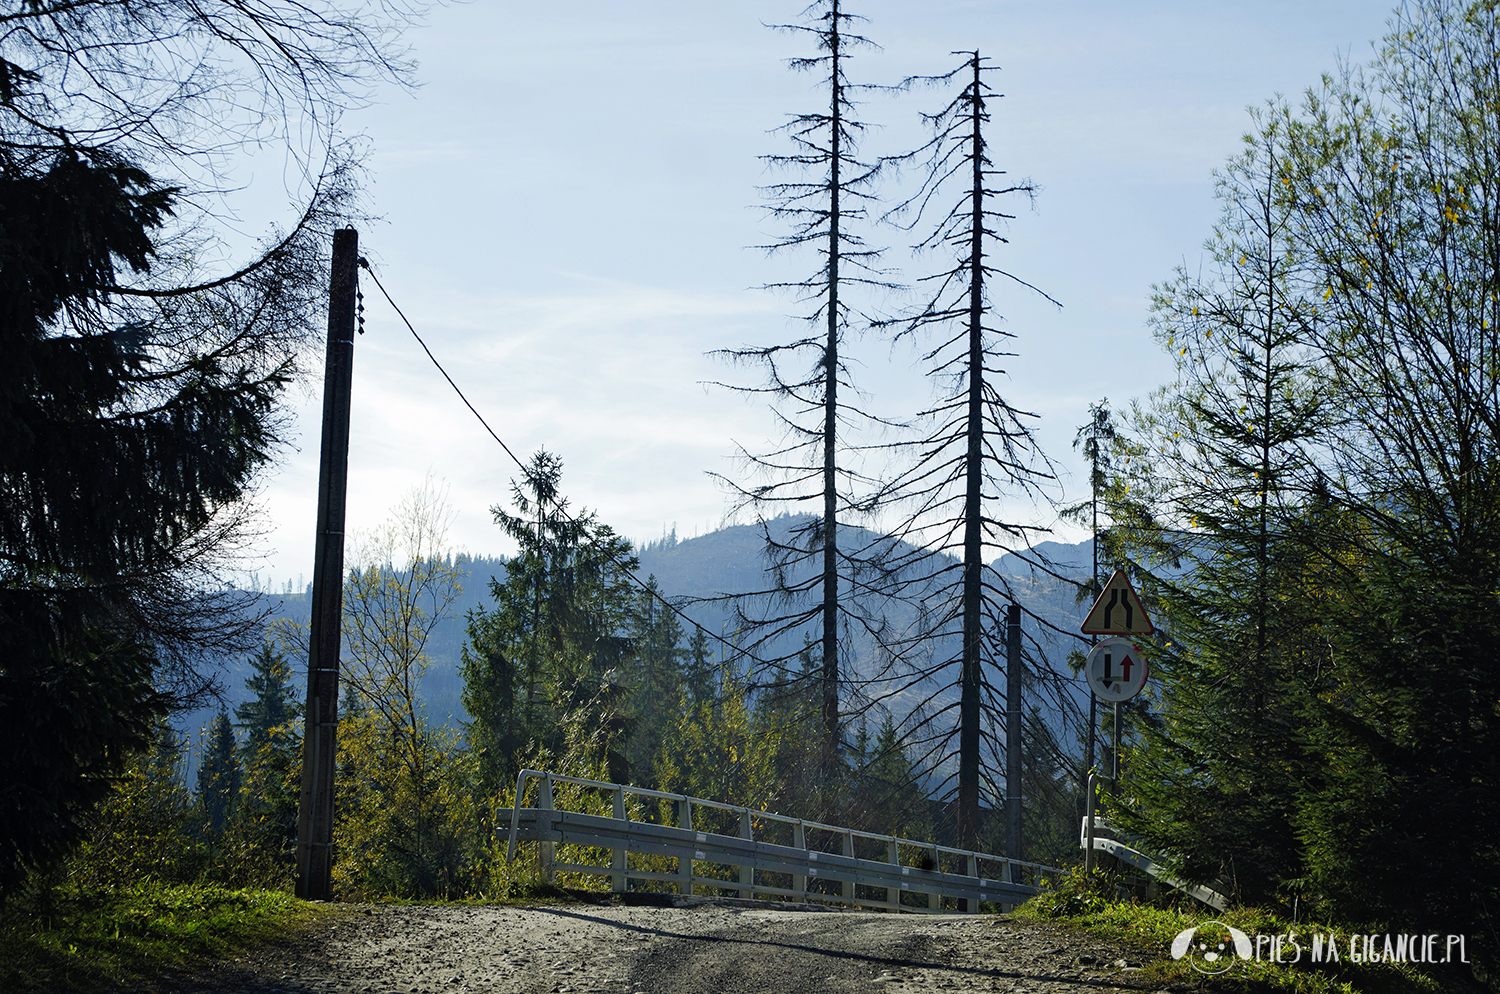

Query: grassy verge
[0,881,335,993]
[1015,873,1476,993]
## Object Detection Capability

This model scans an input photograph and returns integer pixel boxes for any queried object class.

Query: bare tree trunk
[957,54,985,850]
[821,0,844,790]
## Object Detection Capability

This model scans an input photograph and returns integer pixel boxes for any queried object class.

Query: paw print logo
[1170,921,1252,975]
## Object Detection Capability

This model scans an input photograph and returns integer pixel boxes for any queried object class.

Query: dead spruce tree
[871,52,1062,851]
[712,0,906,799]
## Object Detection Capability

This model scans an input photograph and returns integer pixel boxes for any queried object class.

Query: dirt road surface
[172,898,1170,994]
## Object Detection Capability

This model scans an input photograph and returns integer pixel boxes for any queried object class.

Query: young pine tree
[197,710,241,835]
[1108,112,1330,903]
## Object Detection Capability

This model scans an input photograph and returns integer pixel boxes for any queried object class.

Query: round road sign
[1085,637,1148,702]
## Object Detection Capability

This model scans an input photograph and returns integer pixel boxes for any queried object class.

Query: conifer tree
[749,641,827,816]
[714,0,900,800]
[463,451,640,794]
[0,153,244,891]
[624,576,685,787]
[1113,4,1500,944]
[1060,400,1120,782]
[0,0,420,892]
[1106,113,1330,901]
[233,643,302,868]
[683,626,716,707]
[850,713,931,841]
[871,52,1058,850]
[1271,0,1500,935]
[197,710,241,835]
[234,644,301,762]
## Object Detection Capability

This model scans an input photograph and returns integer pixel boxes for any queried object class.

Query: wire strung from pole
[357,258,782,683]
[359,259,528,475]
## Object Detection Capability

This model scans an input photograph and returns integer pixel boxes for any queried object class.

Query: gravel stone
[154,899,1161,993]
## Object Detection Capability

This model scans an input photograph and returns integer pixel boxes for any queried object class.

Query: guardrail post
[539,774,556,885]
[886,838,900,911]
[611,786,627,894]
[738,809,753,900]
[677,797,694,896]
[841,830,855,904]
[927,843,941,911]
[967,853,979,914]
[793,820,807,898]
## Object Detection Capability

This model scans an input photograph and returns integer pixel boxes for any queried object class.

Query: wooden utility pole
[1005,602,1022,878]
[296,228,359,900]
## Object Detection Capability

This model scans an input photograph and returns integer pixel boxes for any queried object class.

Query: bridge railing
[503,769,1060,913]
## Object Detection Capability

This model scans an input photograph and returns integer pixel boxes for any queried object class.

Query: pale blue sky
[243,1,1396,586]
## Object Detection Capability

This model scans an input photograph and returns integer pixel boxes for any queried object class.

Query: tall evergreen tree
[1272,0,1500,938]
[234,644,301,762]
[197,710,241,835]
[1112,3,1500,951]
[1107,111,1331,901]
[0,152,253,891]
[683,626,716,707]
[233,643,302,870]
[624,576,685,787]
[749,640,827,818]
[0,0,419,893]
[463,451,640,795]
[1060,400,1122,782]
[849,713,932,842]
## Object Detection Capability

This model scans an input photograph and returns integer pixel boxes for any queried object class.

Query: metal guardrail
[1079,772,1228,911]
[503,769,1060,913]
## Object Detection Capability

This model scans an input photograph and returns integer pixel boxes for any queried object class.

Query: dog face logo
[1170,921,1253,975]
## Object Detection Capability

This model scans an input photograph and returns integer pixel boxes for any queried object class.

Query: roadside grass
[0,873,638,994]
[1016,871,1471,993]
[0,881,333,994]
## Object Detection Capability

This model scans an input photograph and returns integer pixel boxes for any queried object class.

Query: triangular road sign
[1081,569,1155,635]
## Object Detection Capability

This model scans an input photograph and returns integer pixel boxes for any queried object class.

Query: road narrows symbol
[1082,570,1154,635]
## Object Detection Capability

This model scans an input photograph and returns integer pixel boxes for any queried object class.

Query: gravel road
[171,897,1168,994]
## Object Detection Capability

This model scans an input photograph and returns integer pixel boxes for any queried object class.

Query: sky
[238,1,1398,589]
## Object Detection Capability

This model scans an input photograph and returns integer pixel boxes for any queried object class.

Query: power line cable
[359,259,529,475]
[357,258,782,682]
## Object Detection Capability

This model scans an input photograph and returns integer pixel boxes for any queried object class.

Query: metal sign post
[1080,573,1155,798]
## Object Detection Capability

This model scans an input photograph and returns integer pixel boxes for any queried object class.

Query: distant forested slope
[179,526,1097,772]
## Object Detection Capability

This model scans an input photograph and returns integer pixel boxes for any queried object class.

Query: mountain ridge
[177,519,1098,779]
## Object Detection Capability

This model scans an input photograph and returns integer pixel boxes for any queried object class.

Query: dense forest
[4,0,1500,988]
